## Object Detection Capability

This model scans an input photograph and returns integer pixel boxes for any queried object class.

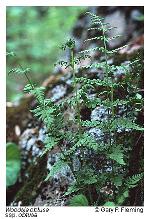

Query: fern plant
[8,11,144,206]
[8,55,63,156]
[52,12,144,206]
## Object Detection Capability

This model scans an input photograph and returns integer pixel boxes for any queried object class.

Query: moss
[14,154,47,205]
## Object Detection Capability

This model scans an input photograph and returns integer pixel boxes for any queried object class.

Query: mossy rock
[14,154,47,205]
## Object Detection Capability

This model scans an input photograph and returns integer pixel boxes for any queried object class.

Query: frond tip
[125,173,144,188]
[45,160,68,181]
[8,67,31,75]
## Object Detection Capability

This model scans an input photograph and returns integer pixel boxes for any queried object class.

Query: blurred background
[6,6,87,102]
[6,6,144,103]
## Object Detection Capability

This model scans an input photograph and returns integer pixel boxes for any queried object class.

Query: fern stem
[111,82,115,118]
[100,21,113,151]
[18,63,34,89]
[101,23,109,103]
[71,49,82,136]
[100,20,116,182]
[24,72,34,90]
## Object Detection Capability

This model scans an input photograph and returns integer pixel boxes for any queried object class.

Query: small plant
[6,142,21,187]
[7,12,144,206]
[8,52,64,156]
[68,194,89,206]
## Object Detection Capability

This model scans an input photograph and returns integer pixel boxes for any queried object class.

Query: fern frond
[30,105,56,130]
[79,47,103,54]
[75,133,100,151]
[116,190,129,205]
[75,167,97,186]
[81,120,107,129]
[92,22,110,27]
[41,134,60,156]
[32,87,45,105]
[23,83,34,93]
[82,117,144,133]
[64,184,80,196]
[8,67,31,75]
[111,118,144,132]
[107,45,128,54]
[90,16,105,23]
[74,54,91,65]
[84,36,106,42]
[108,145,126,165]
[86,12,104,21]
[44,98,53,107]
[45,160,68,181]
[84,34,121,46]
[107,35,121,41]
[87,26,117,32]
[75,77,121,89]
[125,173,144,188]
[6,51,15,56]
[24,85,46,105]
[54,60,70,69]
[60,38,75,50]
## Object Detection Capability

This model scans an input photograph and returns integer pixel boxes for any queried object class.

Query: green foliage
[74,133,100,151]
[104,202,115,206]
[24,81,64,155]
[116,190,129,205]
[8,67,31,76]
[8,11,144,206]
[115,173,143,205]
[69,194,89,206]
[41,134,60,155]
[64,184,80,196]
[45,160,68,181]
[76,168,98,186]
[125,173,144,188]
[108,145,126,165]
[113,176,123,187]
[55,11,143,206]
[6,6,87,101]
[6,142,21,187]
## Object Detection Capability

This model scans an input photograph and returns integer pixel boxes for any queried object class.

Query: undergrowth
[8,12,144,206]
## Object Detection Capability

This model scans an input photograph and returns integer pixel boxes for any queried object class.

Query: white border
[1,1,149,219]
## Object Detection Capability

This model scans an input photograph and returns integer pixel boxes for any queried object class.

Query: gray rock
[114,61,131,78]
[131,10,143,21]
[51,85,67,102]
[104,11,127,48]
[26,138,36,151]
[46,153,75,184]
[91,106,109,121]
[72,156,81,171]
[89,128,104,141]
